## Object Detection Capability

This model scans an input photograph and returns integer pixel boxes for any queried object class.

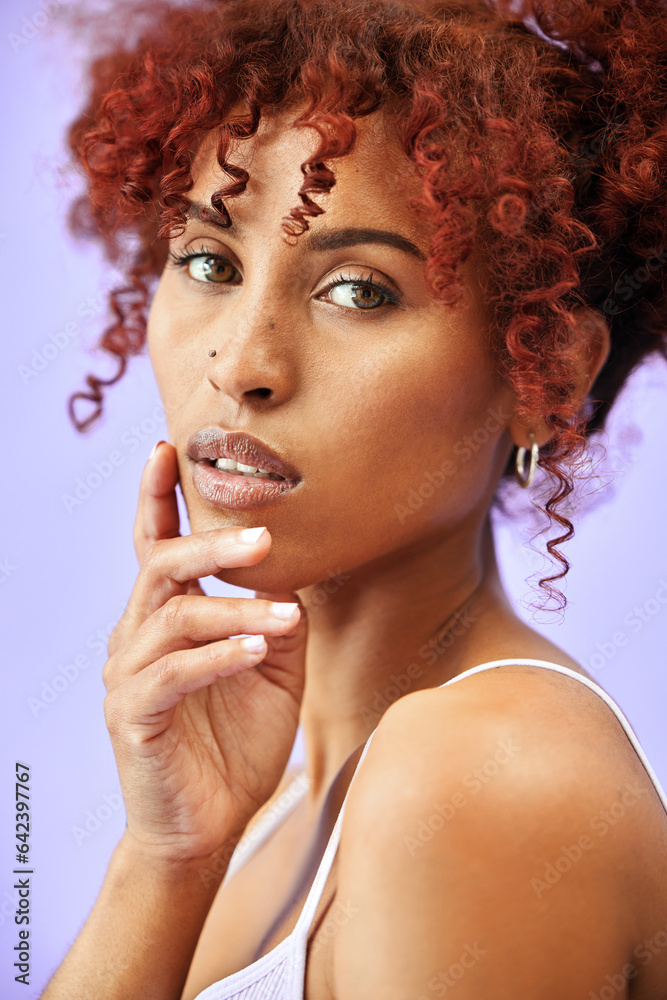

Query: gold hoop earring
[515,432,539,489]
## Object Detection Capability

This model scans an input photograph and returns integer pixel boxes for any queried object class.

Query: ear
[506,305,611,450]
[568,305,611,401]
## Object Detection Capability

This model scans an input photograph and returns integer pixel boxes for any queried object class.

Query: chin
[186,509,247,533]
[215,553,342,595]
[213,564,300,594]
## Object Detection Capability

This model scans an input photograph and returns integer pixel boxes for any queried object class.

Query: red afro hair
[60,0,667,611]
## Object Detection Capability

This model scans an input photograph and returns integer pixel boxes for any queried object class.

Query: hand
[102,441,309,864]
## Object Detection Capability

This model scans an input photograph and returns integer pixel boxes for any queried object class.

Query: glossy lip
[187,426,301,482]
[186,426,302,511]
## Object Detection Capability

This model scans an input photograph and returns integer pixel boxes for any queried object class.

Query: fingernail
[270,602,299,619]
[240,526,267,544]
[241,634,266,653]
[149,440,166,461]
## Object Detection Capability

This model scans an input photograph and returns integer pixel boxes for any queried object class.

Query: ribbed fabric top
[191,658,667,1000]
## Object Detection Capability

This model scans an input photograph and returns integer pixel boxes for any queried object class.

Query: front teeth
[213,458,284,480]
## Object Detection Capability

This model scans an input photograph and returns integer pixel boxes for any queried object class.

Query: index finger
[133,441,181,564]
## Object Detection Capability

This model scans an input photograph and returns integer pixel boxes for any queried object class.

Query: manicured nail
[270,602,299,619]
[240,526,267,544]
[241,635,266,653]
[149,440,166,461]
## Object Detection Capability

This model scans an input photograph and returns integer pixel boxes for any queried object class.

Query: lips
[186,426,301,483]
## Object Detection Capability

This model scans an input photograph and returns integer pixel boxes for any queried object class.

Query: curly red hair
[61,0,667,611]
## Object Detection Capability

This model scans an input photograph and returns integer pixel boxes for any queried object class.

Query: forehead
[187,105,430,242]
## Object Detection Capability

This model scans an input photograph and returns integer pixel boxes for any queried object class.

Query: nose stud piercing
[208,349,217,357]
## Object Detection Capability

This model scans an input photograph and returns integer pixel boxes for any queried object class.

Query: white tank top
[191,658,667,999]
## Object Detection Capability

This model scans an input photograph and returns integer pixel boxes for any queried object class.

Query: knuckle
[142,538,165,571]
[159,594,189,631]
[103,690,125,735]
[152,651,180,688]
[102,655,118,691]
[233,596,266,623]
[107,621,125,658]
[107,635,120,659]
[218,597,243,624]
[201,640,225,668]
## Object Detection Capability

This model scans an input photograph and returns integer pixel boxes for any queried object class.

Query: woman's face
[147,107,518,592]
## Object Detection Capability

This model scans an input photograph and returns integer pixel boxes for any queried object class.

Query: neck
[295,513,518,814]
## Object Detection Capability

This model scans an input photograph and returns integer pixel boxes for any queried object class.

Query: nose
[205,312,295,407]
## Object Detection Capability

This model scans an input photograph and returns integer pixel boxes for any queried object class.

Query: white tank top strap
[431,658,667,813]
[223,770,311,884]
[287,722,382,972]
[192,657,667,999]
[289,655,667,963]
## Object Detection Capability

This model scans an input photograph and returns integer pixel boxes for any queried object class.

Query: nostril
[252,387,272,398]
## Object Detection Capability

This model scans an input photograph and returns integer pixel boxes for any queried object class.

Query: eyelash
[166,244,402,308]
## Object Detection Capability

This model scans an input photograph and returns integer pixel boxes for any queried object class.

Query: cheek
[146,281,170,384]
[311,329,504,536]
[353,329,497,462]
[389,343,505,521]
[146,285,201,409]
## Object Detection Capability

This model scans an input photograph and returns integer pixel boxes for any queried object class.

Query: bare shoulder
[332,664,667,1000]
[346,663,666,827]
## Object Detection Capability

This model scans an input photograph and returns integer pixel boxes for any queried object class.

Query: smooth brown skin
[43,107,667,1000]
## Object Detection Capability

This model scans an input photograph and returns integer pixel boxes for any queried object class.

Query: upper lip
[186,426,301,482]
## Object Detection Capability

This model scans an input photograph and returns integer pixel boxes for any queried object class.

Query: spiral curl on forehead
[60,0,667,613]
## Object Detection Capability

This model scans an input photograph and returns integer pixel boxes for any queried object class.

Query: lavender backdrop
[2,2,666,997]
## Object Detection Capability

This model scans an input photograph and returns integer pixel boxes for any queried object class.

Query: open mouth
[192,456,299,509]
[207,457,286,481]
[187,426,301,508]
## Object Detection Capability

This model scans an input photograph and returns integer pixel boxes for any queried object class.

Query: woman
[44,0,667,997]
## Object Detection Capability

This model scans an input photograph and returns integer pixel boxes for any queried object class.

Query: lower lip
[191,461,300,510]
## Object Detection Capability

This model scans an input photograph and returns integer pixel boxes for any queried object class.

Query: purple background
[2,3,666,996]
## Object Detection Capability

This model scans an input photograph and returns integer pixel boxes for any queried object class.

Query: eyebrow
[185,202,427,262]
